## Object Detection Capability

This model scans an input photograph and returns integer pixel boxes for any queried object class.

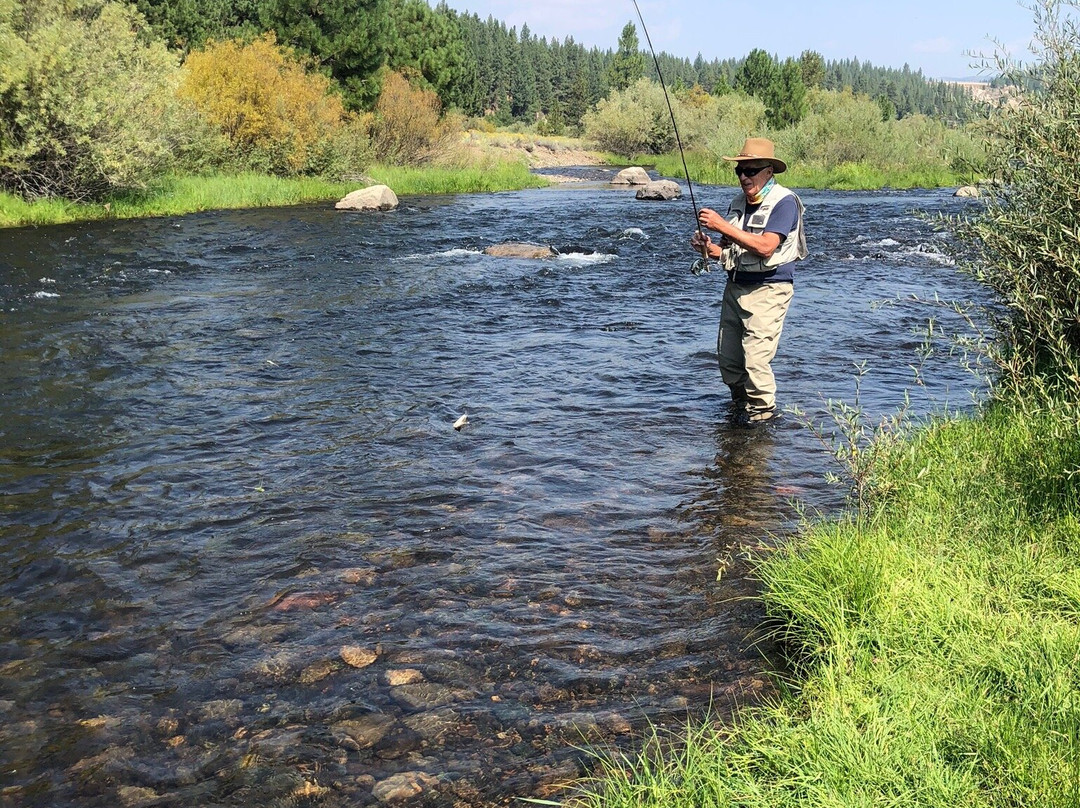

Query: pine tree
[607,21,644,91]
[131,0,262,49]
[386,0,476,113]
[510,24,539,118]
[489,21,514,123]
[434,3,482,114]
[260,0,391,109]
[766,58,808,127]
[565,60,590,129]
[735,48,777,98]
[799,49,826,88]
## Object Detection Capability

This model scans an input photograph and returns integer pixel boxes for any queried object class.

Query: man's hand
[698,208,725,232]
[690,230,714,258]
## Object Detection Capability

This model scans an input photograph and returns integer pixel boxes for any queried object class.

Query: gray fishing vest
[720,184,808,274]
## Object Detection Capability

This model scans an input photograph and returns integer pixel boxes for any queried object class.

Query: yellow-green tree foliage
[368,70,460,165]
[583,78,761,159]
[700,92,768,160]
[0,0,185,200]
[773,87,982,174]
[179,34,346,175]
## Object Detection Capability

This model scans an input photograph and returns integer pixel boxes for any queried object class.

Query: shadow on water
[0,184,985,806]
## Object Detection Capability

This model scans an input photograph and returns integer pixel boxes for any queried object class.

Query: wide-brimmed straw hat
[722,137,787,173]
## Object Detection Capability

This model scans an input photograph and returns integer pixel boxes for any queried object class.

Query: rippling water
[0,180,985,806]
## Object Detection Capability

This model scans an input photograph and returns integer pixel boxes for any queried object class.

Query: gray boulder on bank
[635,180,682,201]
[612,167,651,185]
[482,242,557,258]
[335,184,399,211]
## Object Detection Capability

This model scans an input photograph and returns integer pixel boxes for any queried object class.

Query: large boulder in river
[612,167,651,185]
[483,242,557,258]
[954,185,981,198]
[635,180,682,201]
[335,185,399,211]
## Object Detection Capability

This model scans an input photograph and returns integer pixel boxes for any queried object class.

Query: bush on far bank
[581,79,766,158]
[771,88,984,179]
[0,0,190,201]
[580,77,984,188]
[178,33,349,177]
[365,70,463,166]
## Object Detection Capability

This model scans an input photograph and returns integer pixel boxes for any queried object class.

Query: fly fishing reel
[690,256,711,275]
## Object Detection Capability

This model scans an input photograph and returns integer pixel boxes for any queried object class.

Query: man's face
[735,161,773,197]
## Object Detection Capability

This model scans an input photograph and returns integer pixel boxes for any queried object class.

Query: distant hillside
[945,80,1017,105]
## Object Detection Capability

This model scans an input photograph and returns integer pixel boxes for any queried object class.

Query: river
[0,175,986,806]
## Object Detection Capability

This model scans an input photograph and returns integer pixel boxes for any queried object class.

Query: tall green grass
[0,163,549,228]
[367,162,548,195]
[577,401,1080,808]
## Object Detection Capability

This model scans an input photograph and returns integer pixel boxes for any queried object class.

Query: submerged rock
[401,708,461,740]
[339,567,378,586]
[118,785,162,808]
[391,682,469,710]
[271,591,339,611]
[372,771,439,803]
[336,185,399,211]
[635,180,682,201]
[482,242,557,258]
[299,658,336,684]
[332,714,396,750]
[385,668,424,686]
[198,699,242,721]
[341,645,379,669]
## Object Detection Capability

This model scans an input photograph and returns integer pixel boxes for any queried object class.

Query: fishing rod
[631,0,711,275]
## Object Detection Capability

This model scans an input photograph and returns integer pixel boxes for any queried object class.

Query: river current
[0,173,986,806]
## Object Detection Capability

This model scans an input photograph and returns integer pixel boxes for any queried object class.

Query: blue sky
[437,0,1041,80]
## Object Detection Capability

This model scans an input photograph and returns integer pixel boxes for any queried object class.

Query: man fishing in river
[691,137,808,428]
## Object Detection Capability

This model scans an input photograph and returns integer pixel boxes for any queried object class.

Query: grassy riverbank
[2,132,978,230]
[0,161,549,229]
[578,398,1080,807]
[1,129,977,229]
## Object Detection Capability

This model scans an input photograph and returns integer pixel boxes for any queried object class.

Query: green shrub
[779,87,885,167]
[582,77,678,157]
[0,0,187,201]
[698,92,769,165]
[947,0,1080,399]
[582,78,761,159]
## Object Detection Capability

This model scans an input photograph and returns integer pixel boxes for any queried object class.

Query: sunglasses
[735,164,769,177]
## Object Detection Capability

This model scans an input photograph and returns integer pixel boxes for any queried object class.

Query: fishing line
[631,0,711,274]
